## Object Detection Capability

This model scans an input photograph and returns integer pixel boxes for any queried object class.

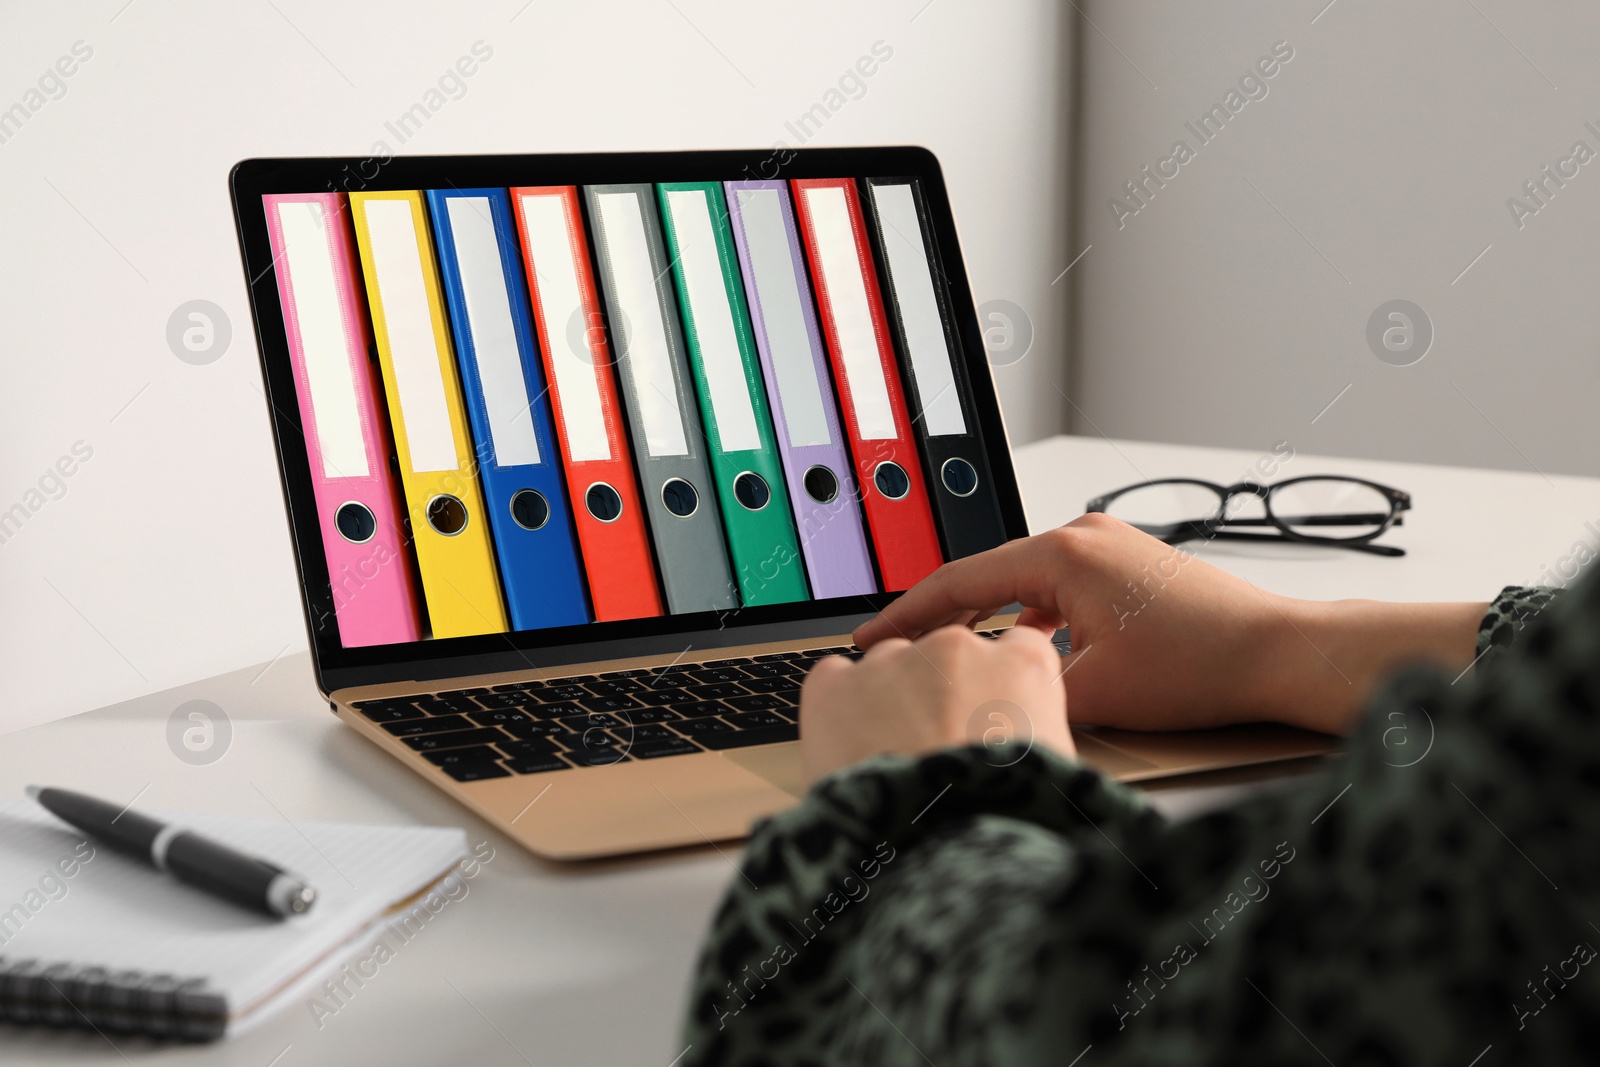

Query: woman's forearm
[1252,597,1488,735]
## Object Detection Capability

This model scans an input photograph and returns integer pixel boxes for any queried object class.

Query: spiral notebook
[0,800,468,1041]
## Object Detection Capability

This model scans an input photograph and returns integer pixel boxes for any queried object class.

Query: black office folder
[860,177,1008,560]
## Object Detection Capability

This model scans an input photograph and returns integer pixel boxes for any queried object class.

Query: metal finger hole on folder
[425,495,468,536]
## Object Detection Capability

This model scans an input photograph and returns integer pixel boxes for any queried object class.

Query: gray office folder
[583,184,738,614]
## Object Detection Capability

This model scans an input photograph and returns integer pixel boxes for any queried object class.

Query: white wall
[1072,0,1600,479]
[0,0,1074,732]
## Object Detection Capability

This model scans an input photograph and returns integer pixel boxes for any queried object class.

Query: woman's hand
[799,624,1071,785]
[852,514,1486,737]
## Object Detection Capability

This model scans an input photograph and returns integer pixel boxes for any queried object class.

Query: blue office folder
[426,187,590,631]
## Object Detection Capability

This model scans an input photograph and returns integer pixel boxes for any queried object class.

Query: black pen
[27,786,317,919]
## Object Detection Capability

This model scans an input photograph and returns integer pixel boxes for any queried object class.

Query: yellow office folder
[349,191,508,638]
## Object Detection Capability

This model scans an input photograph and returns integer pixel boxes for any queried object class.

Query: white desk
[3,435,1597,1065]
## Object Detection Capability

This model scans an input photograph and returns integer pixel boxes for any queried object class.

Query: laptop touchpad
[721,742,808,798]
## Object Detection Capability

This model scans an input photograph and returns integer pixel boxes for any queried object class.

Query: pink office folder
[264,193,422,647]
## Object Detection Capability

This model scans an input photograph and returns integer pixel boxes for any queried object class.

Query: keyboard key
[521,684,572,702]
[585,679,643,696]
[805,646,850,657]
[635,687,692,706]
[640,666,695,688]
[724,695,789,712]
[354,702,425,724]
[674,717,736,737]
[490,682,537,692]
[610,707,682,725]
[559,674,599,685]
[697,723,799,749]
[686,666,750,685]
[753,652,794,662]
[443,762,512,782]
[404,727,510,752]
[422,745,502,768]
[609,723,679,743]
[724,709,789,729]
[496,737,562,758]
[382,714,472,737]
[467,709,536,729]
[688,683,747,700]
[578,695,641,713]
[501,718,569,741]
[456,687,491,697]
[740,677,799,694]
[561,734,620,755]
[670,700,727,719]
[503,753,570,774]
[416,694,482,715]
[351,697,422,713]
[604,668,653,679]
[628,738,702,759]
[562,723,621,745]
[556,713,623,732]
[475,692,530,709]
[701,658,746,668]
[564,746,629,767]
[523,700,586,719]
[742,661,803,679]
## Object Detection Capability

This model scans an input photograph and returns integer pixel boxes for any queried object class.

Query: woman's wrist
[1248,595,1488,735]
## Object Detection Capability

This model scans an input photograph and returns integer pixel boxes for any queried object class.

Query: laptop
[230,147,1333,860]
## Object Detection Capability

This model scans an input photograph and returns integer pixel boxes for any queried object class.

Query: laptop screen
[232,149,1025,690]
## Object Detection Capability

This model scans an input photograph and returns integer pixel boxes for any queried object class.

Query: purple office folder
[725,180,879,599]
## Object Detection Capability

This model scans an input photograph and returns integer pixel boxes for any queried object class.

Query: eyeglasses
[1086,475,1411,557]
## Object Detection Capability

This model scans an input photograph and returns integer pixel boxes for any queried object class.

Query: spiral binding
[0,957,227,1041]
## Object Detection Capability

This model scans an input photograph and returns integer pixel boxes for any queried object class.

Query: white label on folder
[595,191,690,459]
[869,183,967,438]
[664,189,760,454]
[516,193,610,463]
[801,185,897,441]
[276,200,370,479]
[445,197,541,468]
[359,197,460,473]
[734,188,831,449]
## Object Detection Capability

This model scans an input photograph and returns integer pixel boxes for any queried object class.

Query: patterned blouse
[680,579,1596,1065]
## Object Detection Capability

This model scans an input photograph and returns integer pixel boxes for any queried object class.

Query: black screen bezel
[229,146,1029,694]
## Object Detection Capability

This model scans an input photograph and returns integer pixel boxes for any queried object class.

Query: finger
[997,620,1056,647]
[997,621,1064,672]
[807,653,853,678]
[861,636,912,663]
[854,537,1063,648]
[800,654,851,704]
[1014,606,1067,633]
[961,606,1012,631]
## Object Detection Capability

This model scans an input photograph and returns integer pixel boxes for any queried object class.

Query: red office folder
[790,178,943,592]
[510,186,662,621]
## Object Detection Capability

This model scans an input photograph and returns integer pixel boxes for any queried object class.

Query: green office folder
[657,182,810,606]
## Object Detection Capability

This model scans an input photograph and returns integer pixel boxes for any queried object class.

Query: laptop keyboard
[349,632,1006,782]
[350,645,858,782]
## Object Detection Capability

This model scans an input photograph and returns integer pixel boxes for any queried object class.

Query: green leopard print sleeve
[679,744,1162,1063]
[684,574,1600,1065]
[1477,584,1562,667]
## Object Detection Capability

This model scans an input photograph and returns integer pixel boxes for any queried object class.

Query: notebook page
[0,801,467,1021]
